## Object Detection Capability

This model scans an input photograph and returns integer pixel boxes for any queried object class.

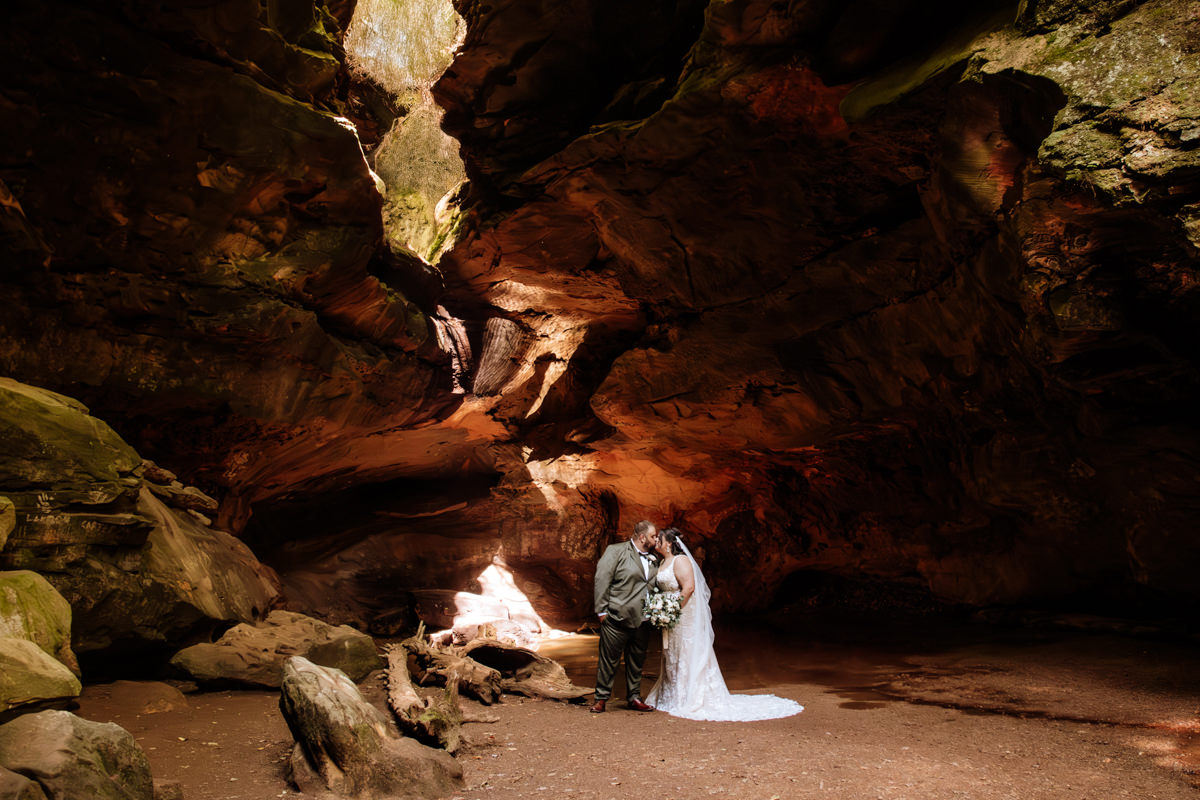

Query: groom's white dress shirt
[635,545,653,579]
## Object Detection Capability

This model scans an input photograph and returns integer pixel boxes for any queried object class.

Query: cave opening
[345,0,467,264]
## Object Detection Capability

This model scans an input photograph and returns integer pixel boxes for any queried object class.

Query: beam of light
[441,554,566,647]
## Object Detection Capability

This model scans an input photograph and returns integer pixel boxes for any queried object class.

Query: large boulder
[0,639,81,713]
[0,572,78,676]
[0,378,280,658]
[170,610,382,687]
[279,657,463,800]
[0,710,153,800]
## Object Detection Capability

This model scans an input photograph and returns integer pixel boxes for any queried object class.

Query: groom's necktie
[639,551,652,579]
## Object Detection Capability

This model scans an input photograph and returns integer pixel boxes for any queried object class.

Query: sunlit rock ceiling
[0,0,1197,630]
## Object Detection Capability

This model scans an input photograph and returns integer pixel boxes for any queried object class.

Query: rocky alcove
[0,0,1198,795]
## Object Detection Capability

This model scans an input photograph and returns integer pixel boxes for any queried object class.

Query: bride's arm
[674,557,695,607]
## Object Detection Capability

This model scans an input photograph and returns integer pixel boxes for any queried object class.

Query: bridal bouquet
[644,590,683,629]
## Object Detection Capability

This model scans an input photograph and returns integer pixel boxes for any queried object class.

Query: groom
[590,519,659,713]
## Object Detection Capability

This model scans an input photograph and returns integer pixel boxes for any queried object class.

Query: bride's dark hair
[659,527,685,556]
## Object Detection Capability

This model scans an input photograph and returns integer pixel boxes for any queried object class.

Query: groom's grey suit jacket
[594,541,659,627]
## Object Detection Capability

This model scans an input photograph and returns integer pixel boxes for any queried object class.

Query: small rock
[146,481,218,513]
[140,460,177,485]
[152,779,184,800]
[104,681,189,715]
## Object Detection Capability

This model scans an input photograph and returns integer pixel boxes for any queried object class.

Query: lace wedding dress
[645,549,803,721]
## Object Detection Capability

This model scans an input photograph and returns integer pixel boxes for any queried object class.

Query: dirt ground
[72,615,1200,800]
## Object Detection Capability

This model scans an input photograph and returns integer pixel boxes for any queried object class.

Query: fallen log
[460,639,591,701]
[402,632,503,705]
[384,644,462,753]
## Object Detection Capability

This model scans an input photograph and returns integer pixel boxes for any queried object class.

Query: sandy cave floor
[72,615,1200,800]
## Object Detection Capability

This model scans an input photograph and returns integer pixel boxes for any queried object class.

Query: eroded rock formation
[429,0,1200,616]
[0,0,1197,636]
[0,379,279,660]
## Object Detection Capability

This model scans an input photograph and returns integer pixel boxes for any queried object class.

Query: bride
[645,527,803,721]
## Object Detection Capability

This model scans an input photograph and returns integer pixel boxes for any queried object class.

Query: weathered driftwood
[401,632,503,705]
[384,644,462,753]
[460,639,591,701]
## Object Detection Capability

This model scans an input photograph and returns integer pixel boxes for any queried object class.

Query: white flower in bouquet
[644,590,683,629]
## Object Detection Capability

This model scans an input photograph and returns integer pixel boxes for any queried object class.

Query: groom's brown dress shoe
[627,699,655,712]
[589,699,606,713]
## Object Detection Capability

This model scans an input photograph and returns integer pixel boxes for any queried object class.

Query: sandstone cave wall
[0,0,1197,631]
[431,0,1200,616]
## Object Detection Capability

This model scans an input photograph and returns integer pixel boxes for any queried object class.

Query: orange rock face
[1,0,1198,635]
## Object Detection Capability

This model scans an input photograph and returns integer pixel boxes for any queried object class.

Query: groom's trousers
[594,617,652,701]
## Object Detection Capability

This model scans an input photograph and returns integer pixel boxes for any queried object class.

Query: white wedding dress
[645,549,803,721]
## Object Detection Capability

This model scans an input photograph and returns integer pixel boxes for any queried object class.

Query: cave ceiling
[0,0,1198,626]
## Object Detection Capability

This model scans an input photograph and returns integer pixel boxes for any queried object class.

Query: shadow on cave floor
[541,610,1200,735]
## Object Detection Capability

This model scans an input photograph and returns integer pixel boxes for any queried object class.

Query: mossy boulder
[975,0,1200,203]
[0,571,78,676]
[0,638,81,713]
[0,379,152,577]
[0,379,141,494]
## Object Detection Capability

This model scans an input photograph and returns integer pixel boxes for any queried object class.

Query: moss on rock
[0,571,78,676]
